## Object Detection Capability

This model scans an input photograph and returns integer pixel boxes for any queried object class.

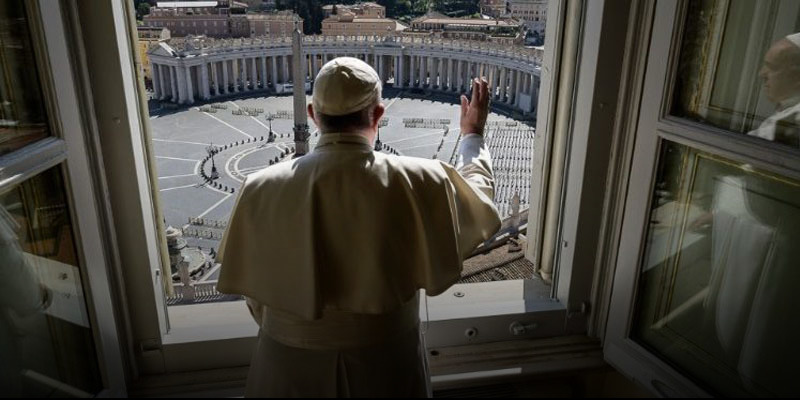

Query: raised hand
[459,77,490,136]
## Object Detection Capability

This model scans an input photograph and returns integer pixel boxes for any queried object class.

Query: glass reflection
[0,0,50,156]
[748,33,800,146]
[0,167,101,396]
[673,0,800,150]
[633,140,800,397]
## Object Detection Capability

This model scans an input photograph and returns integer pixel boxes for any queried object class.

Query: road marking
[399,142,446,151]
[158,173,198,179]
[152,138,212,146]
[237,165,271,174]
[197,193,233,218]
[385,132,443,145]
[199,110,254,139]
[383,94,401,111]
[159,183,197,192]
[156,156,200,162]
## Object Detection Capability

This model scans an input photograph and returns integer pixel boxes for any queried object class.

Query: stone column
[508,69,516,104]
[282,55,289,84]
[176,65,187,104]
[446,58,453,90]
[499,67,508,101]
[396,55,403,88]
[152,63,162,99]
[209,61,218,96]
[222,60,229,94]
[231,59,239,93]
[260,57,268,88]
[311,53,318,79]
[169,66,178,102]
[409,55,416,88]
[468,62,475,82]
[249,57,257,90]
[420,56,427,87]
[428,57,435,88]
[239,58,247,91]
[200,63,210,100]
[241,58,248,90]
[491,66,499,99]
[159,64,168,100]
[437,57,444,89]
[186,65,194,104]
[457,60,463,92]
[271,56,279,84]
[515,70,524,107]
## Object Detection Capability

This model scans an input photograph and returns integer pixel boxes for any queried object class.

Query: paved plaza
[149,89,532,259]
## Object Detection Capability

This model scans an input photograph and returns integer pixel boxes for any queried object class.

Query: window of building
[607,0,800,396]
[0,1,124,396]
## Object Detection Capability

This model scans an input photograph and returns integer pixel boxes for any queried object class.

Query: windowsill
[163,301,257,345]
[427,279,560,320]
[163,278,559,345]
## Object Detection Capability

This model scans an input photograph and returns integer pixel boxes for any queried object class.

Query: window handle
[509,321,538,336]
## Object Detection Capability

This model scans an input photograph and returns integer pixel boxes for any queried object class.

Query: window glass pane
[672,0,800,149]
[0,167,101,396]
[632,140,800,396]
[0,1,50,156]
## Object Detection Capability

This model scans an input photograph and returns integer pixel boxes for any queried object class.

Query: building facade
[507,0,547,33]
[408,12,521,45]
[321,10,406,37]
[322,2,386,19]
[143,0,300,38]
[147,35,541,115]
[245,11,301,37]
[480,0,508,18]
[137,26,171,82]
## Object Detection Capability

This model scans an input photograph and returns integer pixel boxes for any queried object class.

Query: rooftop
[415,18,519,27]
[156,1,219,8]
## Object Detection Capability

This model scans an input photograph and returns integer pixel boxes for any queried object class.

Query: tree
[277,0,325,34]
[136,2,150,20]
[430,0,479,17]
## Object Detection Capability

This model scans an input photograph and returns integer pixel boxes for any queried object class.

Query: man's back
[217,57,498,397]
[218,133,500,320]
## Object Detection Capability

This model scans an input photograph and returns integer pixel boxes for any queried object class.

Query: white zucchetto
[311,57,382,116]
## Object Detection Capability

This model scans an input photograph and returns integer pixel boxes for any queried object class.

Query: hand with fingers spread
[460,77,490,136]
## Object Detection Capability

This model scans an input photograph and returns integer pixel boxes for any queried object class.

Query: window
[1,1,123,396]
[62,0,640,390]
[607,0,800,396]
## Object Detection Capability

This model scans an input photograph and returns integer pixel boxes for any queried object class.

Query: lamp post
[374,127,383,151]
[206,143,219,180]
[374,117,388,151]
[266,114,276,142]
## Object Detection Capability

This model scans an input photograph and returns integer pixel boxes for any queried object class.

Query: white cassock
[748,97,800,148]
[217,133,501,397]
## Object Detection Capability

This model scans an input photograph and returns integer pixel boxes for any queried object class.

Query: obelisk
[292,19,310,156]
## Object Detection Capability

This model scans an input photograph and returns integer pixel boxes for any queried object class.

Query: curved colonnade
[148,35,542,115]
